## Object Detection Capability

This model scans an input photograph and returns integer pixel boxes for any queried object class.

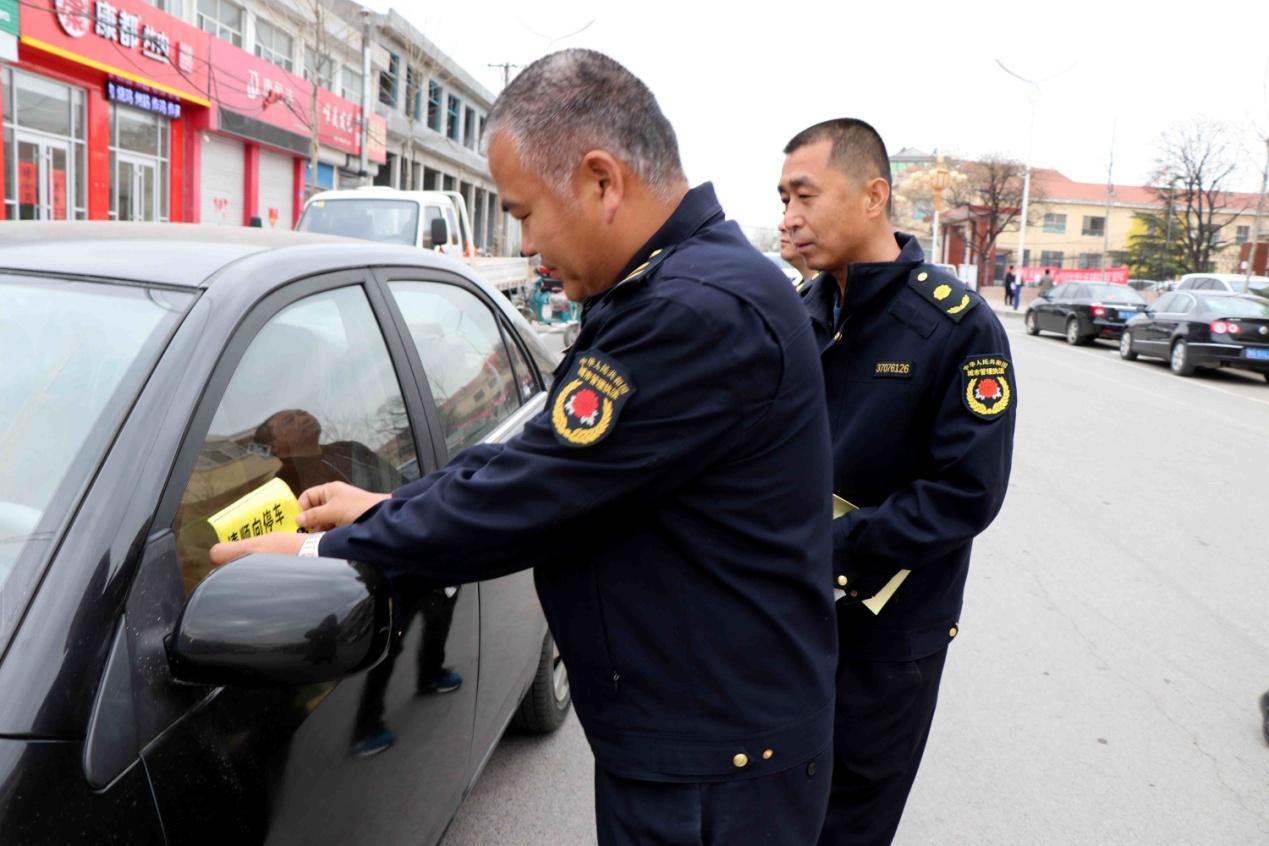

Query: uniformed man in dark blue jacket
[778,119,1016,845]
[213,50,837,845]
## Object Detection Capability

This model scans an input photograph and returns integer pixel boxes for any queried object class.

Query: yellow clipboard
[832,495,909,615]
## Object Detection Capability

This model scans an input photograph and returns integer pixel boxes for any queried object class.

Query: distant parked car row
[1025,278,1269,381]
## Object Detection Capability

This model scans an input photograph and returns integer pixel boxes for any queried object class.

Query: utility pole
[1102,124,1114,280]
[1246,136,1269,282]
[1164,177,1177,278]
[488,62,520,90]
[359,7,371,185]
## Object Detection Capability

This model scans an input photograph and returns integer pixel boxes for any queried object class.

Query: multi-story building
[367,9,516,255]
[2,0,517,253]
[935,168,1266,282]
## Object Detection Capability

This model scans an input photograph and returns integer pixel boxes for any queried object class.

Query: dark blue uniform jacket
[800,233,1015,662]
[321,184,837,782]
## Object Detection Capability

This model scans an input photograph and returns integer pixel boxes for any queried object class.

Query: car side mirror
[430,217,449,248]
[167,554,391,687]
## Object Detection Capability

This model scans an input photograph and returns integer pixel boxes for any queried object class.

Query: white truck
[295,187,531,293]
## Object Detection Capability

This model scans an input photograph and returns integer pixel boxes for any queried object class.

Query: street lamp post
[996,60,1074,285]
[930,154,950,263]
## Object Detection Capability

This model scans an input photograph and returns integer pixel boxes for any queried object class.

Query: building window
[253,19,293,71]
[463,107,476,148]
[1042,213,1066,233]
[141,0,169,11]
[1078,253,1102,270]
[446,94,460,140]
[1236,225,1251,244]
[3,68,88,221]
[1109,251,1129,266]
[405,67,423,120]
[427,81,442,132]
[341,67,363,103]
[478,116,487,147]
[303,47,336,92]
[109,106,170,222]
[197,0,243,47]
[379,52,399,107]
[1040,251,1064,268]
[1082,215,1105,237]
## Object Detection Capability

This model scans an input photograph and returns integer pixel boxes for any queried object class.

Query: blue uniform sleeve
[833,312,1016,593]
[319,294,779,584]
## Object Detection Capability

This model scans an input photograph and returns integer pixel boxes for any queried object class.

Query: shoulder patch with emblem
[909,266,977,322]
[960,354,1012,421]
[551,350,635,447]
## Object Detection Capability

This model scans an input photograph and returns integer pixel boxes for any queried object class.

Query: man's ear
[579,150,626,224]
[864,176,891,219]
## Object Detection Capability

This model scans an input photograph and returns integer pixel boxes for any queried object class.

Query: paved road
[443,317,1269,845]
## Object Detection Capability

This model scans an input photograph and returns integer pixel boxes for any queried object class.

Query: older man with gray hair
[212,49,836,844]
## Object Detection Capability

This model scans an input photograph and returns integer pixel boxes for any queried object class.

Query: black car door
[371,266,552,770]
[1040,284,1070,331]
[138,271,480,846]
[1033,284,1059,330]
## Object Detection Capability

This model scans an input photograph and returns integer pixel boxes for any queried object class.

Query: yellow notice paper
[207,477,302,543]
[861,569,911,615]
[832,495,910,614]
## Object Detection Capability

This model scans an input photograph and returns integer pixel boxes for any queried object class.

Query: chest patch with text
[874,361,913,379]
[551,350,635,447]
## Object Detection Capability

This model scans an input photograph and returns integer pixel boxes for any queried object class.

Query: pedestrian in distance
[1039,267,1055,292]
[781,218,818,291]
[212,48,838,846]
[779,117,1017,846]
[1005,264,1019,310]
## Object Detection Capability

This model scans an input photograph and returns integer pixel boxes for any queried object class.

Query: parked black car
[1024,281,1148,345]
[0,223,571,844]
[1119,290,1269,379]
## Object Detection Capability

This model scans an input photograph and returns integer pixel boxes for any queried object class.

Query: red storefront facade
[3,0,385,226]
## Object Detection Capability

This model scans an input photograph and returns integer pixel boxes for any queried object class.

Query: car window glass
[1201,296,1269,317]
[0,279,191,637]
[173,286,419,594]
[1173,295,1194,314]
[500,322,541,402]
[1152,294,1176,312]
[388,281,522,456]
[1177,278,1195,290]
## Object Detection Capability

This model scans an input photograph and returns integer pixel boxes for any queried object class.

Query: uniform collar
[610,183,725,288]
[802,233,924,329]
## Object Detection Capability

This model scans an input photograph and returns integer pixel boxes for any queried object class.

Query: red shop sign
[209,39,386,163]
[21,0,211,105]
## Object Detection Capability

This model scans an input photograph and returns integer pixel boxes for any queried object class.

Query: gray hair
[485,49,685,199]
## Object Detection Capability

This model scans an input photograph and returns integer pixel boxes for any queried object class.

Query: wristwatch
[298,532,326,558]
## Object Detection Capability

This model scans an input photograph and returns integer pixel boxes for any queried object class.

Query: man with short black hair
[214,50,837,845]
[780,118,1016,845]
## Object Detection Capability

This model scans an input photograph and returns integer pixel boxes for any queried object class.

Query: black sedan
[1024,281,1148,345]
[0,223,571,844]
[1119,290,1269,379]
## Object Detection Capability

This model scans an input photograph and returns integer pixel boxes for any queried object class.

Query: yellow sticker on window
[207,477,302,543]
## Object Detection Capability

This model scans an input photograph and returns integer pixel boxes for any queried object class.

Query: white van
[296,187,473,256]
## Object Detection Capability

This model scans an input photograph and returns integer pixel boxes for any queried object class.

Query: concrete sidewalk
[978,284,1027,320]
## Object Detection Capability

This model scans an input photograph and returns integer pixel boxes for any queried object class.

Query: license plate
[1118,310,1136,320]
[1245,348,1269,361]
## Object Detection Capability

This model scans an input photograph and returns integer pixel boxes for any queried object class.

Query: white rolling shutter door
[258,150,294,229]
[200,134,244,226]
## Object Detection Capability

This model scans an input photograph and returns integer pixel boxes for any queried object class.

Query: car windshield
[1087,284,1144,303]
[0,277,191,640]
[297,199,420,246]
[1199,295,1269,317]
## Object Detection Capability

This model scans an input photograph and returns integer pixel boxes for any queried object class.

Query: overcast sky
[366,0,1269,230]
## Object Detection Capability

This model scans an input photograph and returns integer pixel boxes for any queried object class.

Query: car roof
[0,222,461,287]
[306,187,455,205]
